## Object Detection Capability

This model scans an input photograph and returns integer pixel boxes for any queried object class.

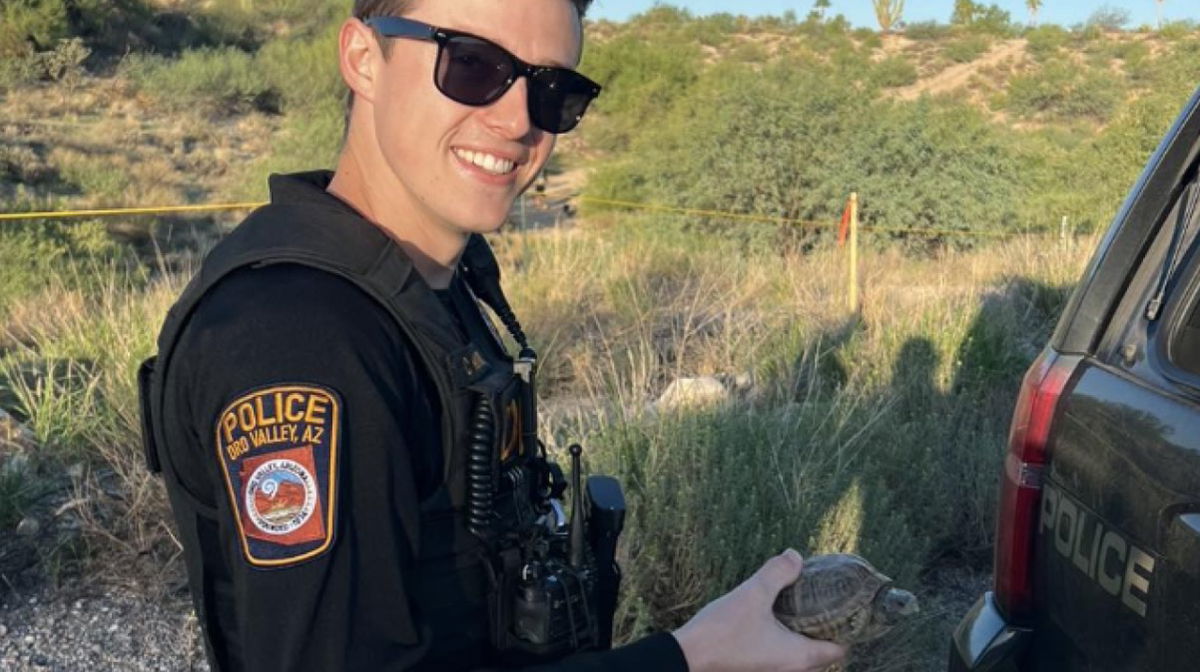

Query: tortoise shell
[773,553,904,644]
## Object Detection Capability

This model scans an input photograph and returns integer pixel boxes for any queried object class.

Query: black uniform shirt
[159,173,688,672]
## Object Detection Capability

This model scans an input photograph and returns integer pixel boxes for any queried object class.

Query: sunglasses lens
[529,70,598,133]
[437,36,513,105]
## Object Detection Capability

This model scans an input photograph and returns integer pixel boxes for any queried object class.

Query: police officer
[141,1,848,670]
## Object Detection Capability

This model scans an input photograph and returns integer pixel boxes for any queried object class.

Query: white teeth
[454,148,516,175]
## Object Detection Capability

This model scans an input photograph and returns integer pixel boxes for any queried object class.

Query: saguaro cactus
[873,0,905,35]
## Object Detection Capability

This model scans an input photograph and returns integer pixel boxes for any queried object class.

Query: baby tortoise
[773,553,919,645]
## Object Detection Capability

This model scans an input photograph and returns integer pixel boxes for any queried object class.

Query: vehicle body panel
[951,83,1200,671]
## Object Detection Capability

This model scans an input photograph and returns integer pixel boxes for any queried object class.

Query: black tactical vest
[139,172,524,670]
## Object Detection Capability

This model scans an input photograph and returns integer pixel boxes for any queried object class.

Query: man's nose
[480,77,537,140]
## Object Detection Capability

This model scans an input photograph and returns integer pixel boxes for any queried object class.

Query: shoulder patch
[215,384,341,568]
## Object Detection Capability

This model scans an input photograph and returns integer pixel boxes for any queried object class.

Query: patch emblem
[215,384,340,568]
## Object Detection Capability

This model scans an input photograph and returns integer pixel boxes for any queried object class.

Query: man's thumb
[751,548,804,598]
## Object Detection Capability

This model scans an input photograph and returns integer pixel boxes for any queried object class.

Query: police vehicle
[948,83,1200,671]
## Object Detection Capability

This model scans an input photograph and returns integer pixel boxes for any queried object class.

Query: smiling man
[141,1,847,671]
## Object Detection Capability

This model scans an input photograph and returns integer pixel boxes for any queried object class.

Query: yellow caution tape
[579,195,1019,238]
[2,196,1027,238]
[0,202,266,222]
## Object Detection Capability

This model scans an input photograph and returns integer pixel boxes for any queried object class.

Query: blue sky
[588,1,1199,28]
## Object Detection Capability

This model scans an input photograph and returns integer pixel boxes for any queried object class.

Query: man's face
[367,0,582,236]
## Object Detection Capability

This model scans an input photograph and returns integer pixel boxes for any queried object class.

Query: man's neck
[326,143,464,290]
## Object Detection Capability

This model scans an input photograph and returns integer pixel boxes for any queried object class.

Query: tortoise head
[874,587,919,625]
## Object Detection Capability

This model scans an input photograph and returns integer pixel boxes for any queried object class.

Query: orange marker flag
[837,197,853,247]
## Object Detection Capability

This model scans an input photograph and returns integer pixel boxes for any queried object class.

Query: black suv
[949,84,1200,672]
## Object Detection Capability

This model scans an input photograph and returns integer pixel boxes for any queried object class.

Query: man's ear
[338,18,380,105]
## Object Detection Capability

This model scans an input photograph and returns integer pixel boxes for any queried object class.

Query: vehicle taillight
[993,348,1080,622]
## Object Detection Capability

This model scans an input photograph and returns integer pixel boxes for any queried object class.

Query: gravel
[0,582,208,672]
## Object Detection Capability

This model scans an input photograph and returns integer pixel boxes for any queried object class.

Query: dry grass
[488,220,1094,670]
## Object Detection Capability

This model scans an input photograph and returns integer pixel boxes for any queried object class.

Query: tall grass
[0,254,185,584]
[497,220,1090,670]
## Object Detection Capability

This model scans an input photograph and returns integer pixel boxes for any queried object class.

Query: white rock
[16,517,40,537]
[655,376,731,412]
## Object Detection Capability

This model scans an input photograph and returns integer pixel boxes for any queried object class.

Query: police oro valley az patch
[215,384,340,568]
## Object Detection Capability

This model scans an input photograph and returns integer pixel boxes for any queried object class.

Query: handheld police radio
[460,234,626,660]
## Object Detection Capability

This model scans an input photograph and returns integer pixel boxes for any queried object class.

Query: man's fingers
[748,548,804,600]
[803,638,848,666]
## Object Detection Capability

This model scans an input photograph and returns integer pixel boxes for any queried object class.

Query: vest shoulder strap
[141,204,487,485]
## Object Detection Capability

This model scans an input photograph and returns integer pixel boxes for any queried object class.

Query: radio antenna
[568,443,585,568]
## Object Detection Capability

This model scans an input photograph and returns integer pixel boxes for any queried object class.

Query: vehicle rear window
[1162,174,1200,375]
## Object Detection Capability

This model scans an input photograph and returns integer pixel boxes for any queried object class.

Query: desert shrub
[0,204,129,317]
[624,4,693,33]
[55,153,135,203]
[1160,20,1199,41]
[685,13,737,47]
[1023,80,1196,233]
[199,0,345,42]
[729,39,770,63]
[123,47,276,115]
[1084,5,1131,32]
[578,34,702,152]
[854,28,882,49]
[0,0,67,57]
[0,0,242,61]
[871,56,919,87]
[1004,62,1125,122]
[588,62,1024,245]
[1105,39,1150,63]
[1025,24,1069,60]
[945,34,991,63]
[951,1,1016,36]
[256,27,342,113]
[904,21,953,40]
[0,52,50,90]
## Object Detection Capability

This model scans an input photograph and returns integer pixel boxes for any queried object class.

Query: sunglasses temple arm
[363,16,437,41]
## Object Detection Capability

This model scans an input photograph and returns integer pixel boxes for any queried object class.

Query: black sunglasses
[364,16,601,134]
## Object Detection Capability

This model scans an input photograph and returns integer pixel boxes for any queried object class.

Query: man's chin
[452,217,510,237]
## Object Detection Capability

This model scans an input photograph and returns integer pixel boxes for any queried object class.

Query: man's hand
[672,549,848,672]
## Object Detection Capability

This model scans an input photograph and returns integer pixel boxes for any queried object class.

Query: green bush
[123,47,276,115]
[871,56,919,88]
[685,13,738,47]
[1025,24,1069,60]
[945,34,991,63]
[587,62,1024,244]
[0,193,130,317]
[256,25,343,113]
[950,1,1016,36]
[0,52,49,90]
[729,39,770,63]
[0,0,68,58]
[855,28,882,49]
[904,21,953,40]
[1161,20,1199,41]
[199,0,345,42]
[578,35,702,153]
[1004,62,1125,122]
[1084,5,1130,32]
